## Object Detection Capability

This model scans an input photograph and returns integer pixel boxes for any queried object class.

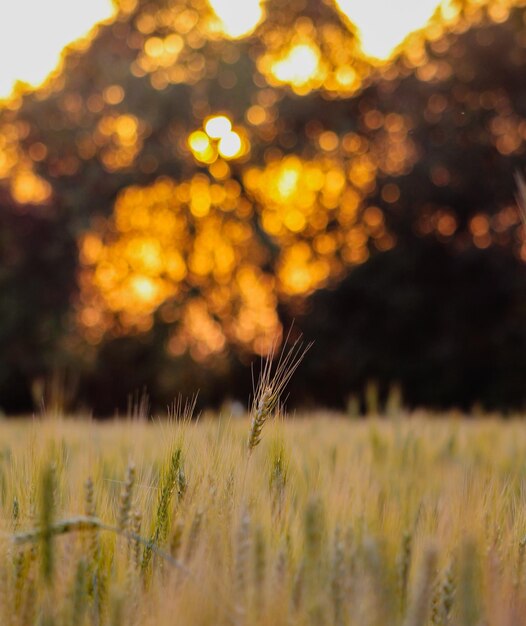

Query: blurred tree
[0,191,78,412]
[292,6,526,411]
[1,0,526,412]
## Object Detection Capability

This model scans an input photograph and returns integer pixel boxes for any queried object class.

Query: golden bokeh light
[10,168,52,205]
[272,42,322,88]
[0,0,115,99]
[189,131,211,154]
[218,131,242,159]
[336,0,442,59]
[78,175,280,356]
[257,18,371,97]
[3,0,526,365]
[0,0,520,105]
[207,0,264,38]
[188,115,248,163]
[0,117,53,206]
[96,114,146,172]
[204,115,232,139]
[80,103,419,352]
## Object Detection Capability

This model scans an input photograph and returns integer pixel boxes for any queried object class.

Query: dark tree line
[1,0,526,413]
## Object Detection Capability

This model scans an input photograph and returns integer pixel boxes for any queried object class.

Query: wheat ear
[247,333,312,453]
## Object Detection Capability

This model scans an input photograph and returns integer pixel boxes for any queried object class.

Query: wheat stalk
[398,531,413,616]
[40,465,55,585]
[7,515,190,574]
[248,332,312,453]
[141,448,183,573]
[331,527,346,626]
[117,463,136,532]
[403,546,438,626]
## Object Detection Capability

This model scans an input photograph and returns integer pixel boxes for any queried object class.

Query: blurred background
[2,0,526,415]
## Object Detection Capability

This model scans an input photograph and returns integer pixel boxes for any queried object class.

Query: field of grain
[1,412,526,625]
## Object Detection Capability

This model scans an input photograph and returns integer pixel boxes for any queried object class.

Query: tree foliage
[1,0,526,412]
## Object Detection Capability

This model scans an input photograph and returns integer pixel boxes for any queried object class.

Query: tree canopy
[1,0,526,413]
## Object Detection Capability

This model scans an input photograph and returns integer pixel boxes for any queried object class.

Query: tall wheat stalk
[247,333,312,454]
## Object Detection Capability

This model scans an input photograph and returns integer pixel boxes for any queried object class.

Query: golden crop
[1,410,526,625]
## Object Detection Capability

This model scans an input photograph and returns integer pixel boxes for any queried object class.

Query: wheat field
[0,411,526,625]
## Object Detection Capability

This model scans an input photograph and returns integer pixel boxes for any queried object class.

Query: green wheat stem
[5,516,190,575]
